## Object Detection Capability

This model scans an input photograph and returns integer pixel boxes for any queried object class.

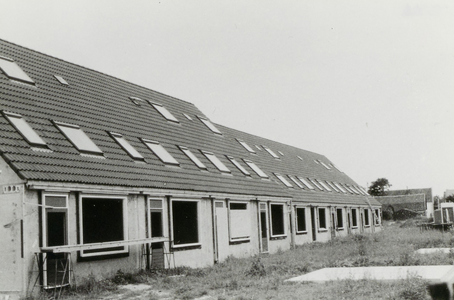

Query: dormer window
[150,102,179,123]
[54,75,68,85]
[226,156,250,176]
[236,139,255,153]
[297,177,315,190]
[142,139,179,165]
[109,132,144,160]
[243,160,268,178]
[198,116,222,134]
[263,146,279,159]
[201,151,230,173]
[179,146,207,169]
[0,56,34,84]
[3,111,46,147]
[54,121,102,154]
[274,173,293,188]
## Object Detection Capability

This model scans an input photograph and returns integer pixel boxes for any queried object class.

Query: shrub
[245,256,266,277]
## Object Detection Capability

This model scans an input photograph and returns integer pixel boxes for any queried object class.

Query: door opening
[310,207,316,241]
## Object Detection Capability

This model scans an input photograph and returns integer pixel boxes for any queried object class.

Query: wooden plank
[40,237,168,253]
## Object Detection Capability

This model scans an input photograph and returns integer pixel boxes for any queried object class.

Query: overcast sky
[1,1,453,196]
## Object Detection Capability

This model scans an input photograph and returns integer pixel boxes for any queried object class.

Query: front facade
[0,39,381,298]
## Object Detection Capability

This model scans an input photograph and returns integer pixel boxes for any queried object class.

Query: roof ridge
[0,38,196,107]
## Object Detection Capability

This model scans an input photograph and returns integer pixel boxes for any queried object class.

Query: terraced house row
[0,39,382,298]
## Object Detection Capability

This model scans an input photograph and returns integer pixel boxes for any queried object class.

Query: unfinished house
[376,188,433,219]
[0,39,382,298]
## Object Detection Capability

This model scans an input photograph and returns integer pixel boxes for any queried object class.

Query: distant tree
[446,195,454,203]
[368,178,391,196]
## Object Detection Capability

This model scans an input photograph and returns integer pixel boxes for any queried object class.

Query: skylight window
[109,132,143,160]
[55,121,102,154]
[309,178,324,191]
[330,163,342,172]
[226,156,250,176]
[129,97,142,106]
[202,151,230,173]
[263,146,280,159]
[179,146,207,169]
[236,139,255,153]
[334,182,347,193]
[3,111,46,146]
[317,180,332,192]
[359,186,369,195]
[297,156,303,161]
[183,113,193,121]
[348,185,361,195]
[342,184,355,194]
[54,75,68,85]
[0,56,34,84]
[297,177,315,190]
[288,175,304,188]
[151,103,179,123]
[142,139,179,165]
[319,160,331,170]
[278,151,284,156]
[244,160,268,178]
[327,181,340,193]
[255,145,262,151]
[274,173,293,188]
[198,117,222,134]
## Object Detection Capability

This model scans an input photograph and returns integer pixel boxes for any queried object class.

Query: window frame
[288,175,304,189]
[170,199,201,249]
[142,139,179,165]
[3,111,47,147]
[327,181,340,193]
[201,151,231,173]
[243,159,268,178]
[198,116,222,134]
[150,102,179,123]
[54,75,69,85]
[226,156,250,176]
[78,195,128,257]
[42,193,69,248]
[54,121,103,155]
[351,208,358,228]
[0,56,35,84]
[274,173,293,188]
[147,198,165,238]
[269,203,287,238]
[109,132,144,160]
[375,209,381,225]
[179,146,207,169]
[309,178,324,191]
[318,207,327,231]
[317,180,332,192]
[297,177,315,190]
[295,206,307,234]
[236,139,255,153]
[336,208,344,229]
[334,182,347,193]
[228,201,251,242]
[262,145,280,159]
[364,209,370,227]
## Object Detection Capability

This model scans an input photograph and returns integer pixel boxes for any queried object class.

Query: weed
[245,256,266,277]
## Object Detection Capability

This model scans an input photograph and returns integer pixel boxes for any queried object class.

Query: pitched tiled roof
[384,188,432,202]
[0,39,379,207]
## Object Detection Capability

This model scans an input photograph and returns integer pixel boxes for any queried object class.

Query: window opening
[229,202,250,241]
[150,103,179,122]
[263,145,280,159]
[198,116,222,134]
[334,182,347,193]
[364,209,370,226]
[55,121,103,154]
[327,181,340,192]
[183,113,193,121]
[149,200,164,238]
[236,139,255,153]
[274,173,293,188]
[375,209,381,225]
[3,111,47,146]
[54,75,68,85]
[202,151,230,173]
[226,156,250,175]
[297,177,315,190]
[0,56,34,84]
[79,196,127,257]
[336,208,343,229]
[109,132,144,160]
[270,203,285,237]
[244,159,268,178]
[143,139,179,165]
[288,175,304,188]
[179,146,207,169]
[351,209,358,227]
[318,208,327,230]
[172,200,199,247]
[296,207,306,233]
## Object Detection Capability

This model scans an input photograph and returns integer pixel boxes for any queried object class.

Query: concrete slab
[285,265,454,283]
[416,248,453,254]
